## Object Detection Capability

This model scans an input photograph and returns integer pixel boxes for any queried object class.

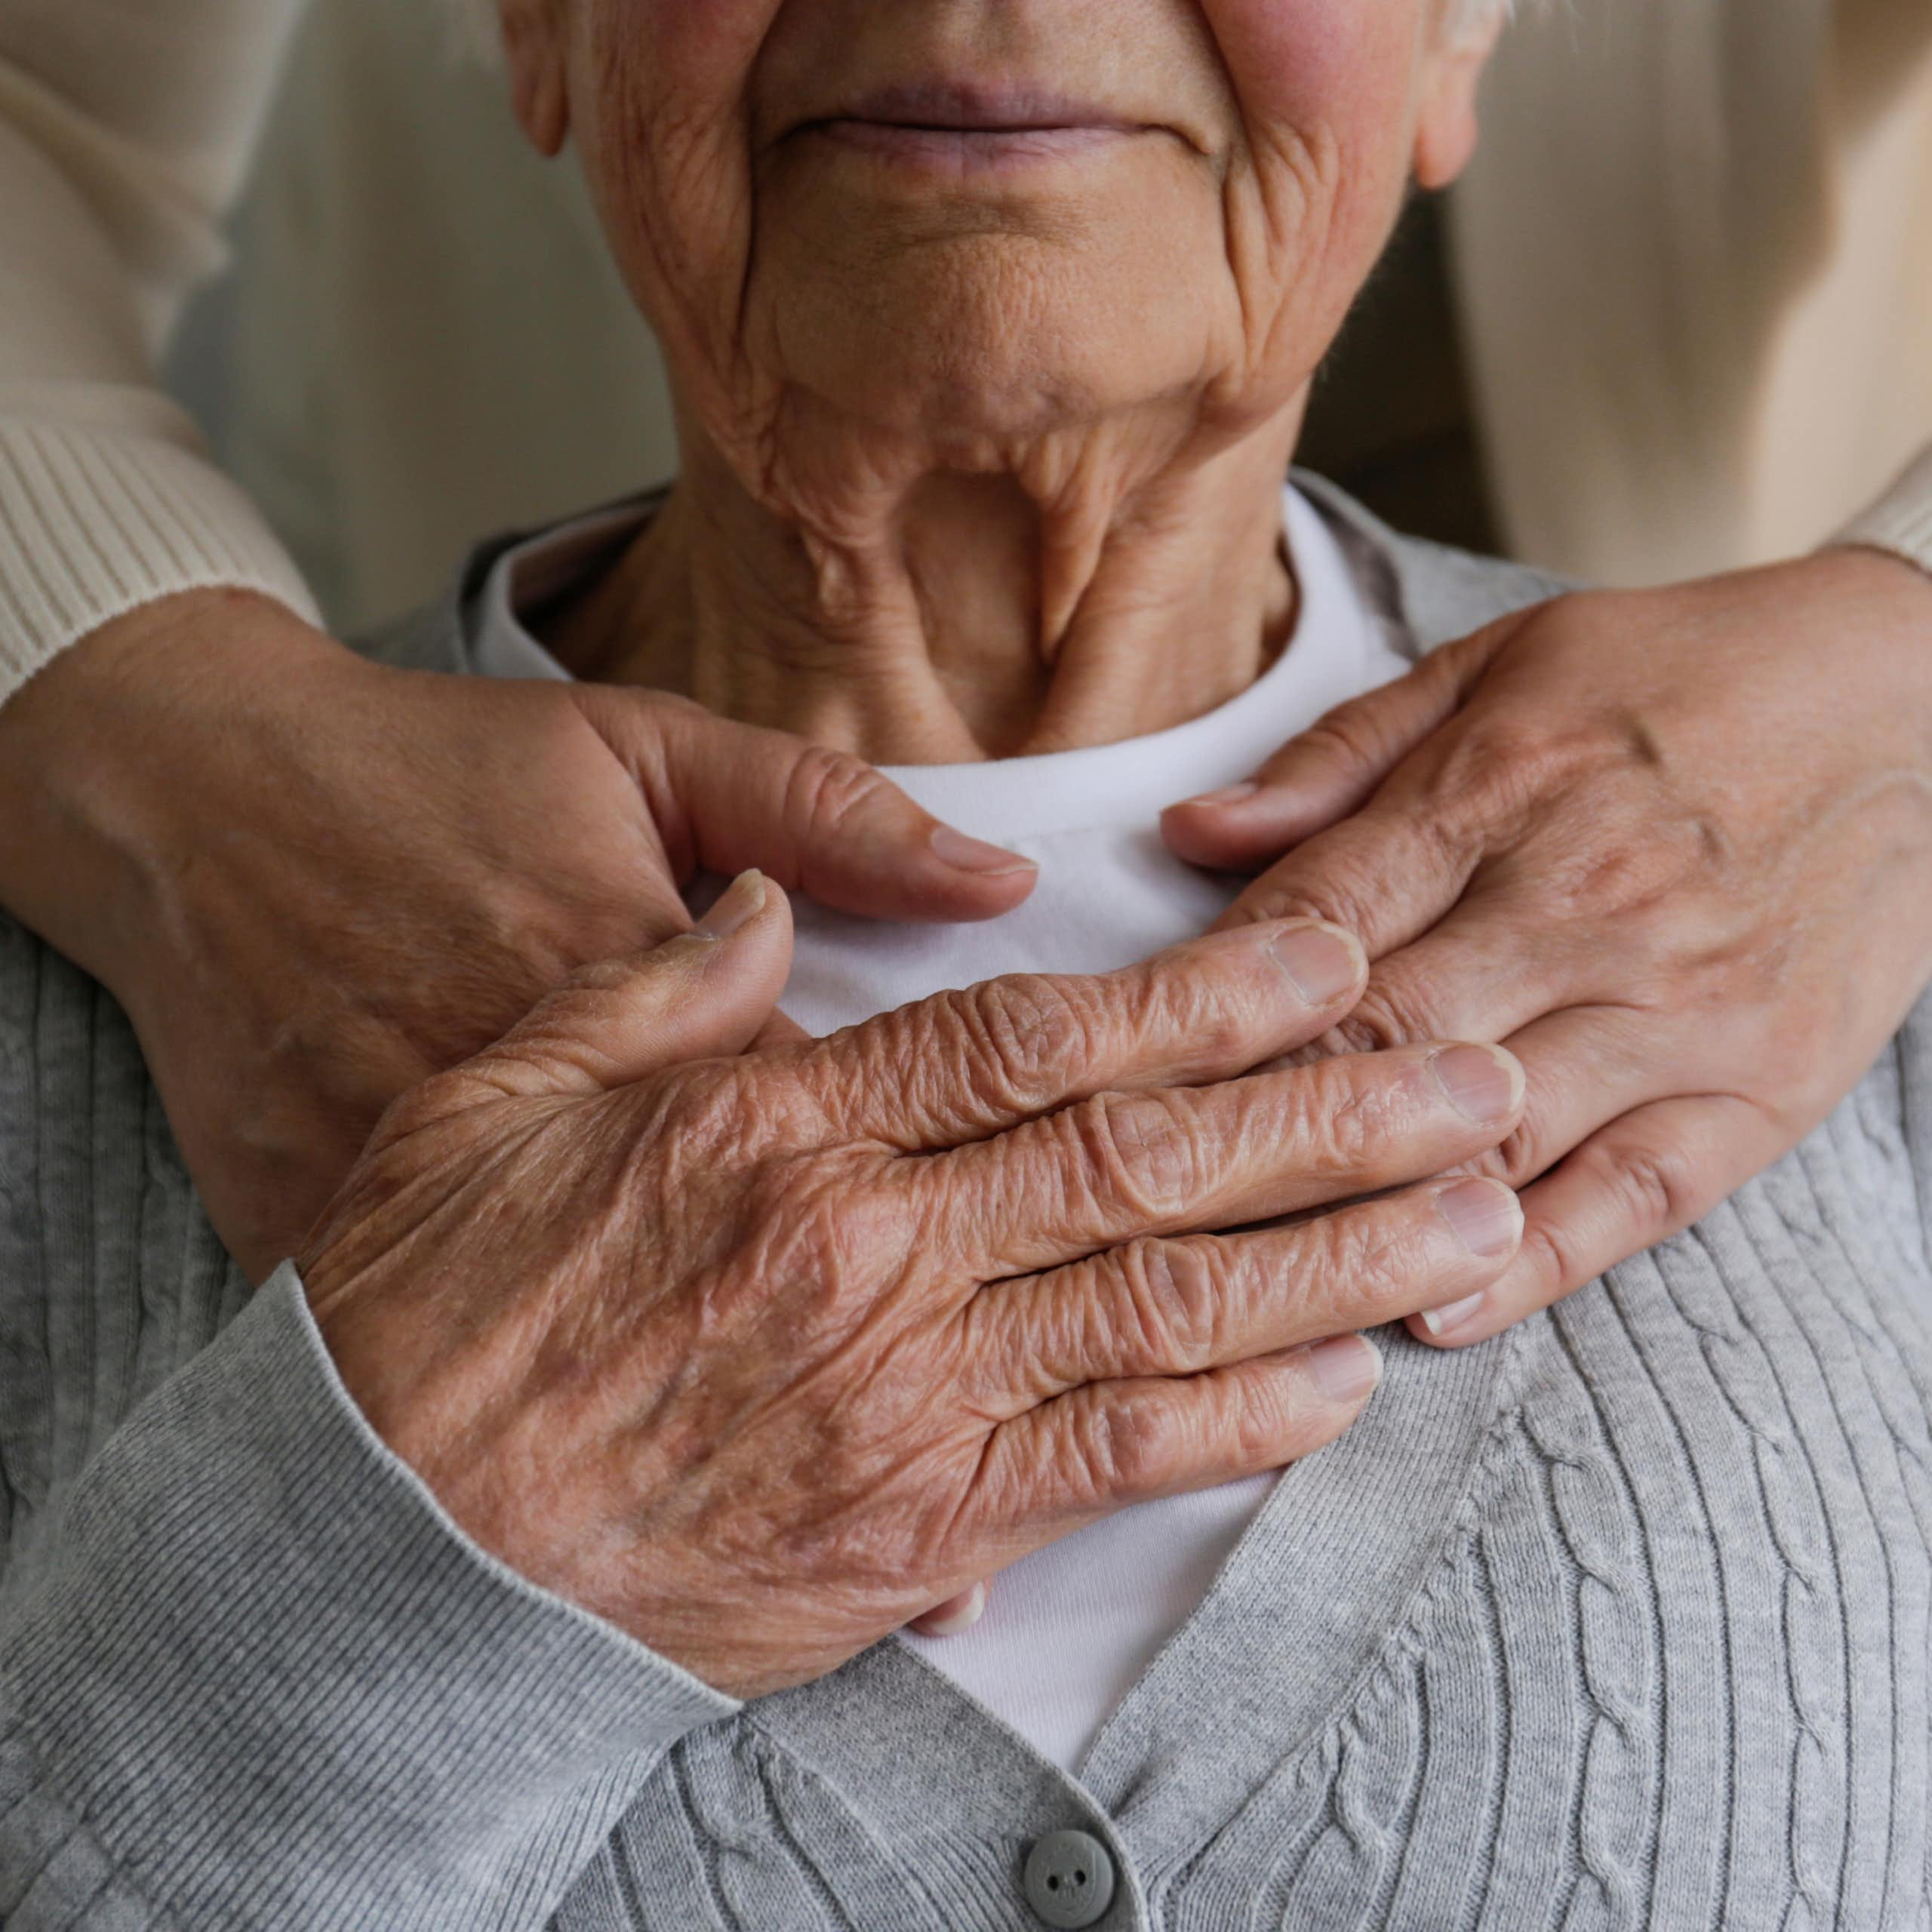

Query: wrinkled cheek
[1198,0,1422,222]
[1195,0,1420,131]
[566,0,786,363]
[1193,0,1426,320]
[591,0,788,94]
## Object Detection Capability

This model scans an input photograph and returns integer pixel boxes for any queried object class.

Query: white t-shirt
[472,484,1414,1771]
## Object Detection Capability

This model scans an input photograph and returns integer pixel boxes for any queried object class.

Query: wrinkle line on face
[516,0,1497,759]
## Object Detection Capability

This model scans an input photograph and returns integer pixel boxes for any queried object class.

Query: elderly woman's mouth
[798,82,1157,173]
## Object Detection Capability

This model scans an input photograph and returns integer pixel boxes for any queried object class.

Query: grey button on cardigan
[2,481,1928,1930]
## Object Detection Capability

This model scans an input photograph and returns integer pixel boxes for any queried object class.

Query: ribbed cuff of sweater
[1835,446,1932,580]
[0,1263,737,1930]
[0,398,322,702]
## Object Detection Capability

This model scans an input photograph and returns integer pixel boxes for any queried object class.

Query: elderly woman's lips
[797,82,1151,171]
[833,81,1136,130]
[809,119,1140,170]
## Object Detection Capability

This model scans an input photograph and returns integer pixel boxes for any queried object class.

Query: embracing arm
[1165,466,1932,1343]
[0,2,1041,1282]
[1839,444,1932,580]
[0,0,318,694]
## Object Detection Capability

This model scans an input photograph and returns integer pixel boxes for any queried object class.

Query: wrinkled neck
[542,408,1304,764]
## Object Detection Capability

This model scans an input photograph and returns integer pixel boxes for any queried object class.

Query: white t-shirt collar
[468,482,1388,842]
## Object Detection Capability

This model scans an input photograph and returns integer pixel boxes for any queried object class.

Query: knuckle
[1238,870,1377,943]
[1309,1204,1420,1323]
[1598,1136,1703,1239]
[1424,718,1576,852]
[1232,1367,1320,1465]
[1551,826,1685,921]
[1069,1091,1201,1221]
[1490,1119,1546,1188]
[1435,715,1567,808]
[1291,703,1388,783]
[1517,1214,1582,1300]
[1480,1078,1572,1188]
[492,1029,605,1097]
[1145,963,1266,1075]
[947,975,1101,1114]
[1114,1237,1226,1373]
[1285,1061,1386,1179]
[786,742,885,837]
[1072,1387,1186,1500]
[1331,980,1435,1057]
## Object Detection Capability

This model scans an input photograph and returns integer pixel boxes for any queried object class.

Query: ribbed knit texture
[2,489,1930,1929]
[0,396,321,693]
[1841,448,1932,579]
[0,0,321,696]
[0,927,734,1931]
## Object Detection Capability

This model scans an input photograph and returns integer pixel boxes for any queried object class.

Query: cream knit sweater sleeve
[1843,449,1932,580]
[0,0,320,700]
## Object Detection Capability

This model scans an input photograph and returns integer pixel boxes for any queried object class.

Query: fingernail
[1305,1333,1383,1403]
[1429,1043,1523,1124]
[1185,780,1260,809]
[931,824,1037,878]
[1269,921,1365,1003]
[919,1581,987,1636]
[1434,1177,1522,1258]
[695,869,766,939]
[1420,1289,1489,1339]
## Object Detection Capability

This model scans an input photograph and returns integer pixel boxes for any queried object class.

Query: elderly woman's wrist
[0,589,362,992]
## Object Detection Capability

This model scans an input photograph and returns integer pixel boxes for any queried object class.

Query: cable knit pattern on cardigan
[2,494,1930,1930]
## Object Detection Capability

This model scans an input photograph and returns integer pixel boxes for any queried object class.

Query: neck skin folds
[542,396,1306,764]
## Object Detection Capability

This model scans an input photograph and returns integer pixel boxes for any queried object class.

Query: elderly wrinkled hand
[0,589,1038,1283]
[1164,546,1932,1344]
[300,873,1525,1700]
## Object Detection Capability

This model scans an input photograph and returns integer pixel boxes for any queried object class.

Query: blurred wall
[1454,0,1932,583]
[190,0,679,632]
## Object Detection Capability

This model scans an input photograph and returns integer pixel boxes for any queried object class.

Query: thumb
[395,870,792,1128]
[574,687,1038,924]
[1161,614,1525,872]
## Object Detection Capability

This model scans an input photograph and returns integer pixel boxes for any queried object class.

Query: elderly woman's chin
[529,0,1487,511]
[745,137,1266,448]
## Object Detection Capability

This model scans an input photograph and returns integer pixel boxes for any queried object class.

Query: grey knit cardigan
[3,481,1928,1932]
